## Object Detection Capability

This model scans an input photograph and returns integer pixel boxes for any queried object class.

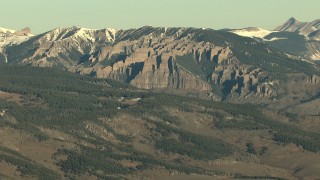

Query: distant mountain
[0,27,33,48]
[1,25,319,108]
[273,17,320,60]
[0,27,33,63]
[228,18,320,61]
[275,17,307,32]
[264,31,320,60]
[275,17,320,41]
[1,24,320,180]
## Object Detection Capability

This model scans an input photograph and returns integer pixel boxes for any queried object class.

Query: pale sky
[0,0,319,34]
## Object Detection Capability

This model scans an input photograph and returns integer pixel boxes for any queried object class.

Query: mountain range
[0,18,320,113]
[230,17,320,60]
[0,17,320,179]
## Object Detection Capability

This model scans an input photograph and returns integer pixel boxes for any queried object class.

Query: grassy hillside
[0,65,320,179]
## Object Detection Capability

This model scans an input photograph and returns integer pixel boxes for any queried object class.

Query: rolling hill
[0,65,320,179]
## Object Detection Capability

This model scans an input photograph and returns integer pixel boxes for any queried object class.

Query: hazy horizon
[1,0,319,34]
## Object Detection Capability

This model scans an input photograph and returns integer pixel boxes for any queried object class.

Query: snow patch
[231,27,276,39]
[43,27,117,43]
[43,27,68,41]
[105,28,117,42]
[311,52,320,60]
[75,28,117,42]
[0,27,16,34]
[75,28,97,42]
[0,31,32,54]
[264,37,288,41]
[230,27,290,41]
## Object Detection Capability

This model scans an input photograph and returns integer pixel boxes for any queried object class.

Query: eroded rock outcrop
[5,26,281,99]
[93,32,229,91]
[211,64,273,98]
[309,75,320,85]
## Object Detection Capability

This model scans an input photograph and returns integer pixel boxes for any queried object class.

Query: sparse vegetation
[0,154,60,179]
[153,120,234,160]
[0,64,319,179]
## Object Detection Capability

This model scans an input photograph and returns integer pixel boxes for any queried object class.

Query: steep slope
[264,31,308,55]
[0,27,33,63]
[275,17,320,40]
[3,26,320,107]
[308,29,320,41]
[0,27,32,49]
[271,17,320,60]
[275,17,307,32]
[6,27,116,67]
[228,18,320,61]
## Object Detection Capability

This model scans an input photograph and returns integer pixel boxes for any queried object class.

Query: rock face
[2,26,320,103]
[94,31,222,91]
[309,75,320,85]
[211,65,273,98]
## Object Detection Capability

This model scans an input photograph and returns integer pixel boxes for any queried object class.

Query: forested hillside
[0,65,320,179]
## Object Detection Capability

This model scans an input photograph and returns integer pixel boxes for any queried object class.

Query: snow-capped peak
[43,27,117,43]
[75,28,98,42]
[0,27,33,62]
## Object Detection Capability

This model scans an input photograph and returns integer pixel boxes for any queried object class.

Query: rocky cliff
[3,26,320,105]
